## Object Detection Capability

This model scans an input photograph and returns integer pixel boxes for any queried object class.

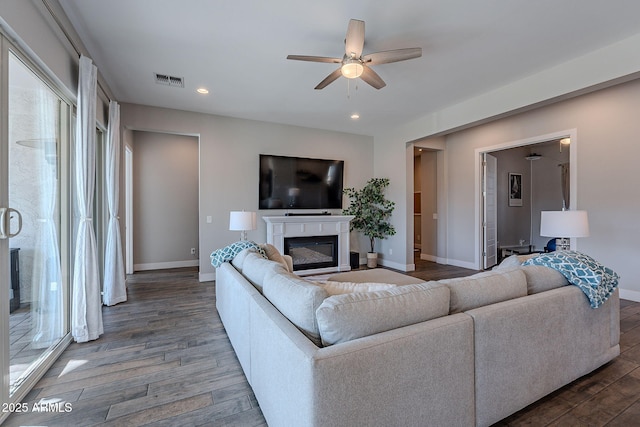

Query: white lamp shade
[229,211,257,231]
[540,210,590,238]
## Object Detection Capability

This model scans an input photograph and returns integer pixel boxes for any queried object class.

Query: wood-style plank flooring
[5,260,640,426]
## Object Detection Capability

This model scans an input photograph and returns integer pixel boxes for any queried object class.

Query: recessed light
[350,113,360,120]
[197,88,209,94]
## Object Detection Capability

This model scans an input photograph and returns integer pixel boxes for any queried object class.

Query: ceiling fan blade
[287,55,342,63]
[345,19,365,57]
[315,68,343,90]
[363,47,422,65]
[360,66,386,89]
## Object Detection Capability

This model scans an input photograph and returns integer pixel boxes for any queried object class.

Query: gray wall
[120,103,374,281]
[443,78,640,298]
[132,131,198,269]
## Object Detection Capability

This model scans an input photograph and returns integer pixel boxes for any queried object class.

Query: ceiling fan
[287,19,422,90]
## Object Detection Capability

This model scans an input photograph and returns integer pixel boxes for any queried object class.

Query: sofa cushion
[231,248,254,272]
[242,252,289,293]
[320,281,397,295]
[442,268,527,314]
[262,272,328,346]
[315,282,450,346]
[521,265,569,294]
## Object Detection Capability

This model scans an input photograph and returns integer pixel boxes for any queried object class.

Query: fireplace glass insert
[284,235,339,271]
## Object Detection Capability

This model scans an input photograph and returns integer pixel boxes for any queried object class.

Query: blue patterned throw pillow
[210,241,266,268]
[523,250,619,308]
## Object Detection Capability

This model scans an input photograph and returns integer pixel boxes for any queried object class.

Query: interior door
[483,153,498,269]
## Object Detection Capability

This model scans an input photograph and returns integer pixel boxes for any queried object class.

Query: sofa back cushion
[315,282,450,346]
[495,254,536,270]
[242,252,289,293]
[319,281,397,295]
[262,272,328,346]
[231,248,254,273]
[521,265,569,294]
[443,268,527,314]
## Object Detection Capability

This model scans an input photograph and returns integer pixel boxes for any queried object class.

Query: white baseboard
[134,260,198,271]
[419,254,478,270]
[420,253,439,262]
[619,288,640,302]
[199,272,215,283]
[379,259,414,272]
[442,258,479,271]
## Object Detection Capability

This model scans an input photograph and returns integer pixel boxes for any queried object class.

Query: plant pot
[366,252,378,269]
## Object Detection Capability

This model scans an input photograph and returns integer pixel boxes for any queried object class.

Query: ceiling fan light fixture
[341,58,363,79]
[560,137,571,145]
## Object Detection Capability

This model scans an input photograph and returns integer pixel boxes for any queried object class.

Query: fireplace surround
[263,215,354,275]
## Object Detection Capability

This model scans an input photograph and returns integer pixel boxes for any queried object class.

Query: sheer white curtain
[31,88,63,348]
[103,101,127,306]
[71,55,103,342]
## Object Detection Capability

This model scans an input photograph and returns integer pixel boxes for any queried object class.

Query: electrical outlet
[190,248,196,255]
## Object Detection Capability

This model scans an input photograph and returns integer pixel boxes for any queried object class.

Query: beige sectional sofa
[215,249,620,427]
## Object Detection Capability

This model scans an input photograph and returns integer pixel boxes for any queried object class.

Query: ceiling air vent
[154,73,184,88]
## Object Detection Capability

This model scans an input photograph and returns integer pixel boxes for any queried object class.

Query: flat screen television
[259,154,344,210]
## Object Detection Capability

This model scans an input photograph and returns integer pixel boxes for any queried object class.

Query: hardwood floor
[5,262,640,426]
[5,267,265,427]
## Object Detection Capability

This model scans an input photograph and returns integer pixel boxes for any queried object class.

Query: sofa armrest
[467,286,619,427]
[215,262,261,380]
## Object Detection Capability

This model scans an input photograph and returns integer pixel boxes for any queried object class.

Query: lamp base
[557,237,570,251]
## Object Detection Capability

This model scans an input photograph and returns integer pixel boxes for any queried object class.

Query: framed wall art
[509,173,522,206]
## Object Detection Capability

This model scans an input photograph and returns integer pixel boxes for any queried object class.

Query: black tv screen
[259,155,344,210]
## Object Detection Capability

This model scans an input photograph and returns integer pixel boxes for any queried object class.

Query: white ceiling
[59,0,640,137]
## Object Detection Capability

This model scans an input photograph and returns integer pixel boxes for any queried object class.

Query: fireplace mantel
[263,215,354,275]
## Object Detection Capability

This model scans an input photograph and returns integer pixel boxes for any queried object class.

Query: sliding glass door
[1,45,72,410]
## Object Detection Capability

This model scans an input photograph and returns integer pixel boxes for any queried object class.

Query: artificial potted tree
[343,178,396,268]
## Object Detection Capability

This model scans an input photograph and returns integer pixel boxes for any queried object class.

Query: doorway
[130,131,199,272]
[125,145,133,275]
[478,130,576,269]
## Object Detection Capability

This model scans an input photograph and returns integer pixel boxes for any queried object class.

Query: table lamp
[540,210,589,251]
[229,211,257,241]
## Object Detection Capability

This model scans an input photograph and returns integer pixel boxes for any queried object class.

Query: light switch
[206,216,212,223]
